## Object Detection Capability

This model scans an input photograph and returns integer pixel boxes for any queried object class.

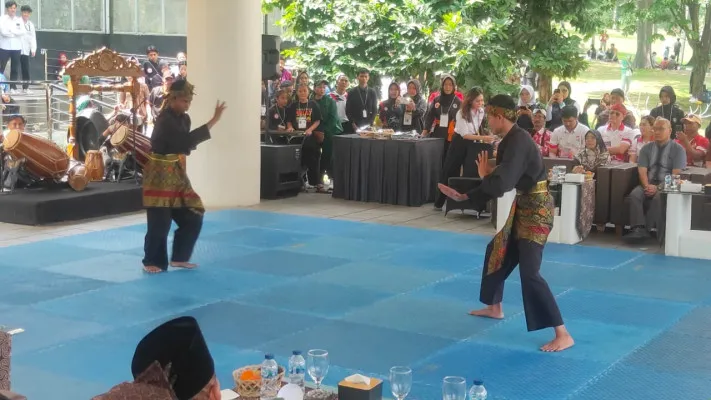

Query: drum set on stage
[0,47,151,194]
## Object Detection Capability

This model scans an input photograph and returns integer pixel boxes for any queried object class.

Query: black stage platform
[0,181,143,225]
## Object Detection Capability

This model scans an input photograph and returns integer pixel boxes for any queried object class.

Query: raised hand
[476,151,493,178]
[212,100,227,123]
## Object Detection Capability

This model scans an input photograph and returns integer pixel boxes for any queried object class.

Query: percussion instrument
[84,150,104,181]
[3,130,69,180]
[74,108,109,161]
[67,162,89,192]
[109,125,151,169]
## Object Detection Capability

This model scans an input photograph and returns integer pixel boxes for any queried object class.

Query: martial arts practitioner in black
[141,80,226,274]
[439,94,574,352]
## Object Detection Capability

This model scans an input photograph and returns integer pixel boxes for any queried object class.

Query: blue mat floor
[2,209,711,399]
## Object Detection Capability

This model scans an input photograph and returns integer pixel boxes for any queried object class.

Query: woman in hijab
[516,84,542,130]
[546,81,585,130]
[572,130,610,174]
[400,79,427,132]
[423,74,462,160]
[378,81,404,130]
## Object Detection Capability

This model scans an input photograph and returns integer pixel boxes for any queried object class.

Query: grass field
[558,30,707,124]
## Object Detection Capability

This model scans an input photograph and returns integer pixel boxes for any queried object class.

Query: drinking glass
[442,376,467,400]
[307,349,330,392]
[389,366,412,400]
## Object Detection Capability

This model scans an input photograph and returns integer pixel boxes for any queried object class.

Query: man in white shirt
[549,105,588,159]
[18,4,33,93]
[0,1,23,93]
[597,103,636,162]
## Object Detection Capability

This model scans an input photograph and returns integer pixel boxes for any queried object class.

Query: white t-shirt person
[550,121,588,159]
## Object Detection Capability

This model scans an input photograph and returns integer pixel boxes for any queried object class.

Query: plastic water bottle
[469,380,487,400]
[664,174,672,191]
[288,350,306,389]
[260,353,279,399]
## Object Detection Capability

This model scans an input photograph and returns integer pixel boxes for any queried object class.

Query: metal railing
[40,48,181,81]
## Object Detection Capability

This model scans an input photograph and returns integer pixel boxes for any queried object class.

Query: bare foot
[170,262,198,269]
[541,326,575,352]
[143,265,165,274]
[468,304,504,319]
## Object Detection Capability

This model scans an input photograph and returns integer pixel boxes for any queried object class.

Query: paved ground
[3,195,703,400]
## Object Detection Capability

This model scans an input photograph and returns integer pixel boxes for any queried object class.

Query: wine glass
[307,349,330,393]
[442,376,466,400]
[389,366,412,400]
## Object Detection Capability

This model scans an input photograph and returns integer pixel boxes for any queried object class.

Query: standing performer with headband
[438,94,574,352]
[142,79,226,274]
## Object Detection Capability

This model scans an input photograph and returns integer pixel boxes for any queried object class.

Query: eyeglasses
[609,111,621,116]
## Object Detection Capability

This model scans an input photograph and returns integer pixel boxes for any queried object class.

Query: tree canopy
[263,0,608,98]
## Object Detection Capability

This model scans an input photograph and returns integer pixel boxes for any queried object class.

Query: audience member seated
[629,115,655,163]
[572,130,610,174]
[549,105,588,159]
[92,317,220,400]
[595,88,636,129]
[266,88,289,132]
[530,108,552,156]
[605,44,619,62]
[598,103,637,162]
[676,114,709,166]
[515,84,542,130]
[624,118,687,243]
[649,86,685,138]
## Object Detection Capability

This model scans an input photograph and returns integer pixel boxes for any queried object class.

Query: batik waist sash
[142,153,204,214]
[484,181,554,275]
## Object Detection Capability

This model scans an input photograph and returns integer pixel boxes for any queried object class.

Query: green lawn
[561,30,709,124]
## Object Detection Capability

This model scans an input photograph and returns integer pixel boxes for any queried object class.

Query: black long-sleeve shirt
[345,86,378,128]
[150,108,211,155]
[466,124,547,207]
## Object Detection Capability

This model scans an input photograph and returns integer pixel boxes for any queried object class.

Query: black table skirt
[332,134,444,206]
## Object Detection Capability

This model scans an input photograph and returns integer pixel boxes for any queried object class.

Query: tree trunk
[537,72,553,103]
[633,0,653,68]
[689,48,709,96]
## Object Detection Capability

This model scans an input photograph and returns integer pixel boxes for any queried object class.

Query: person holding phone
[546,81,583,130]
[649,86,684,140]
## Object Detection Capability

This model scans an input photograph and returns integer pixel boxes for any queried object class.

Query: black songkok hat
[488,94,516,110]
[131,316,215,400]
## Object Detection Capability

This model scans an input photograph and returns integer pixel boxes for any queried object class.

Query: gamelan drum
[67,161,89,192]
[84,150,104,182]
[109,125,151,169]
[3,129,69,180]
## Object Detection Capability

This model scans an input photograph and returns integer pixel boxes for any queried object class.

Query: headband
[485,105,517,120]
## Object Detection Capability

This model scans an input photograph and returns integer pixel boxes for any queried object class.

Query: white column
[185,0,261,208]
[665,192,692,257]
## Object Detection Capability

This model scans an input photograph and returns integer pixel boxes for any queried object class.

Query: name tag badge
[362,109,368,118]
[297,117,307,130]
[403,112,413,126]
[261,105,267,116]
[278,124,285,130]
[439,114,449,128]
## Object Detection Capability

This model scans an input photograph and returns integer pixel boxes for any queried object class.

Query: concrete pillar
[186,0,261,208]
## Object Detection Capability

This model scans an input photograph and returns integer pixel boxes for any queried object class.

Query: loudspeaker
[260,143,302,199]
[262,34,281,81]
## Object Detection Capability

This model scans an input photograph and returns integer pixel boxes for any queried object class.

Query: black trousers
[435,135,493,208]
[302,134,322,186]
[20,55,30,89]
[480,238,564,332]
[143,207,203,271]
[0,49,21,90]
[320,141,333,179]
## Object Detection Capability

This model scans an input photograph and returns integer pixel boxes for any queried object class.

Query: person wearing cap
[330,73,350,131]
[549,105,588,159]
[597,102,637,162]
[676,114,709,166]
[595,88,636,129]
[625,117,686,243]
[149,70,175,122]
[92,317,221,399]
[314,79,343,190]
[141,80,226,274]
[531,108,552,156]
[438,94,574,353]
[143,45,162,91]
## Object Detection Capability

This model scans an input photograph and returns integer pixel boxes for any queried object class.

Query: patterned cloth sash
[0,331,10,390]
[484,181,554,276]
[142,153,204,214]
